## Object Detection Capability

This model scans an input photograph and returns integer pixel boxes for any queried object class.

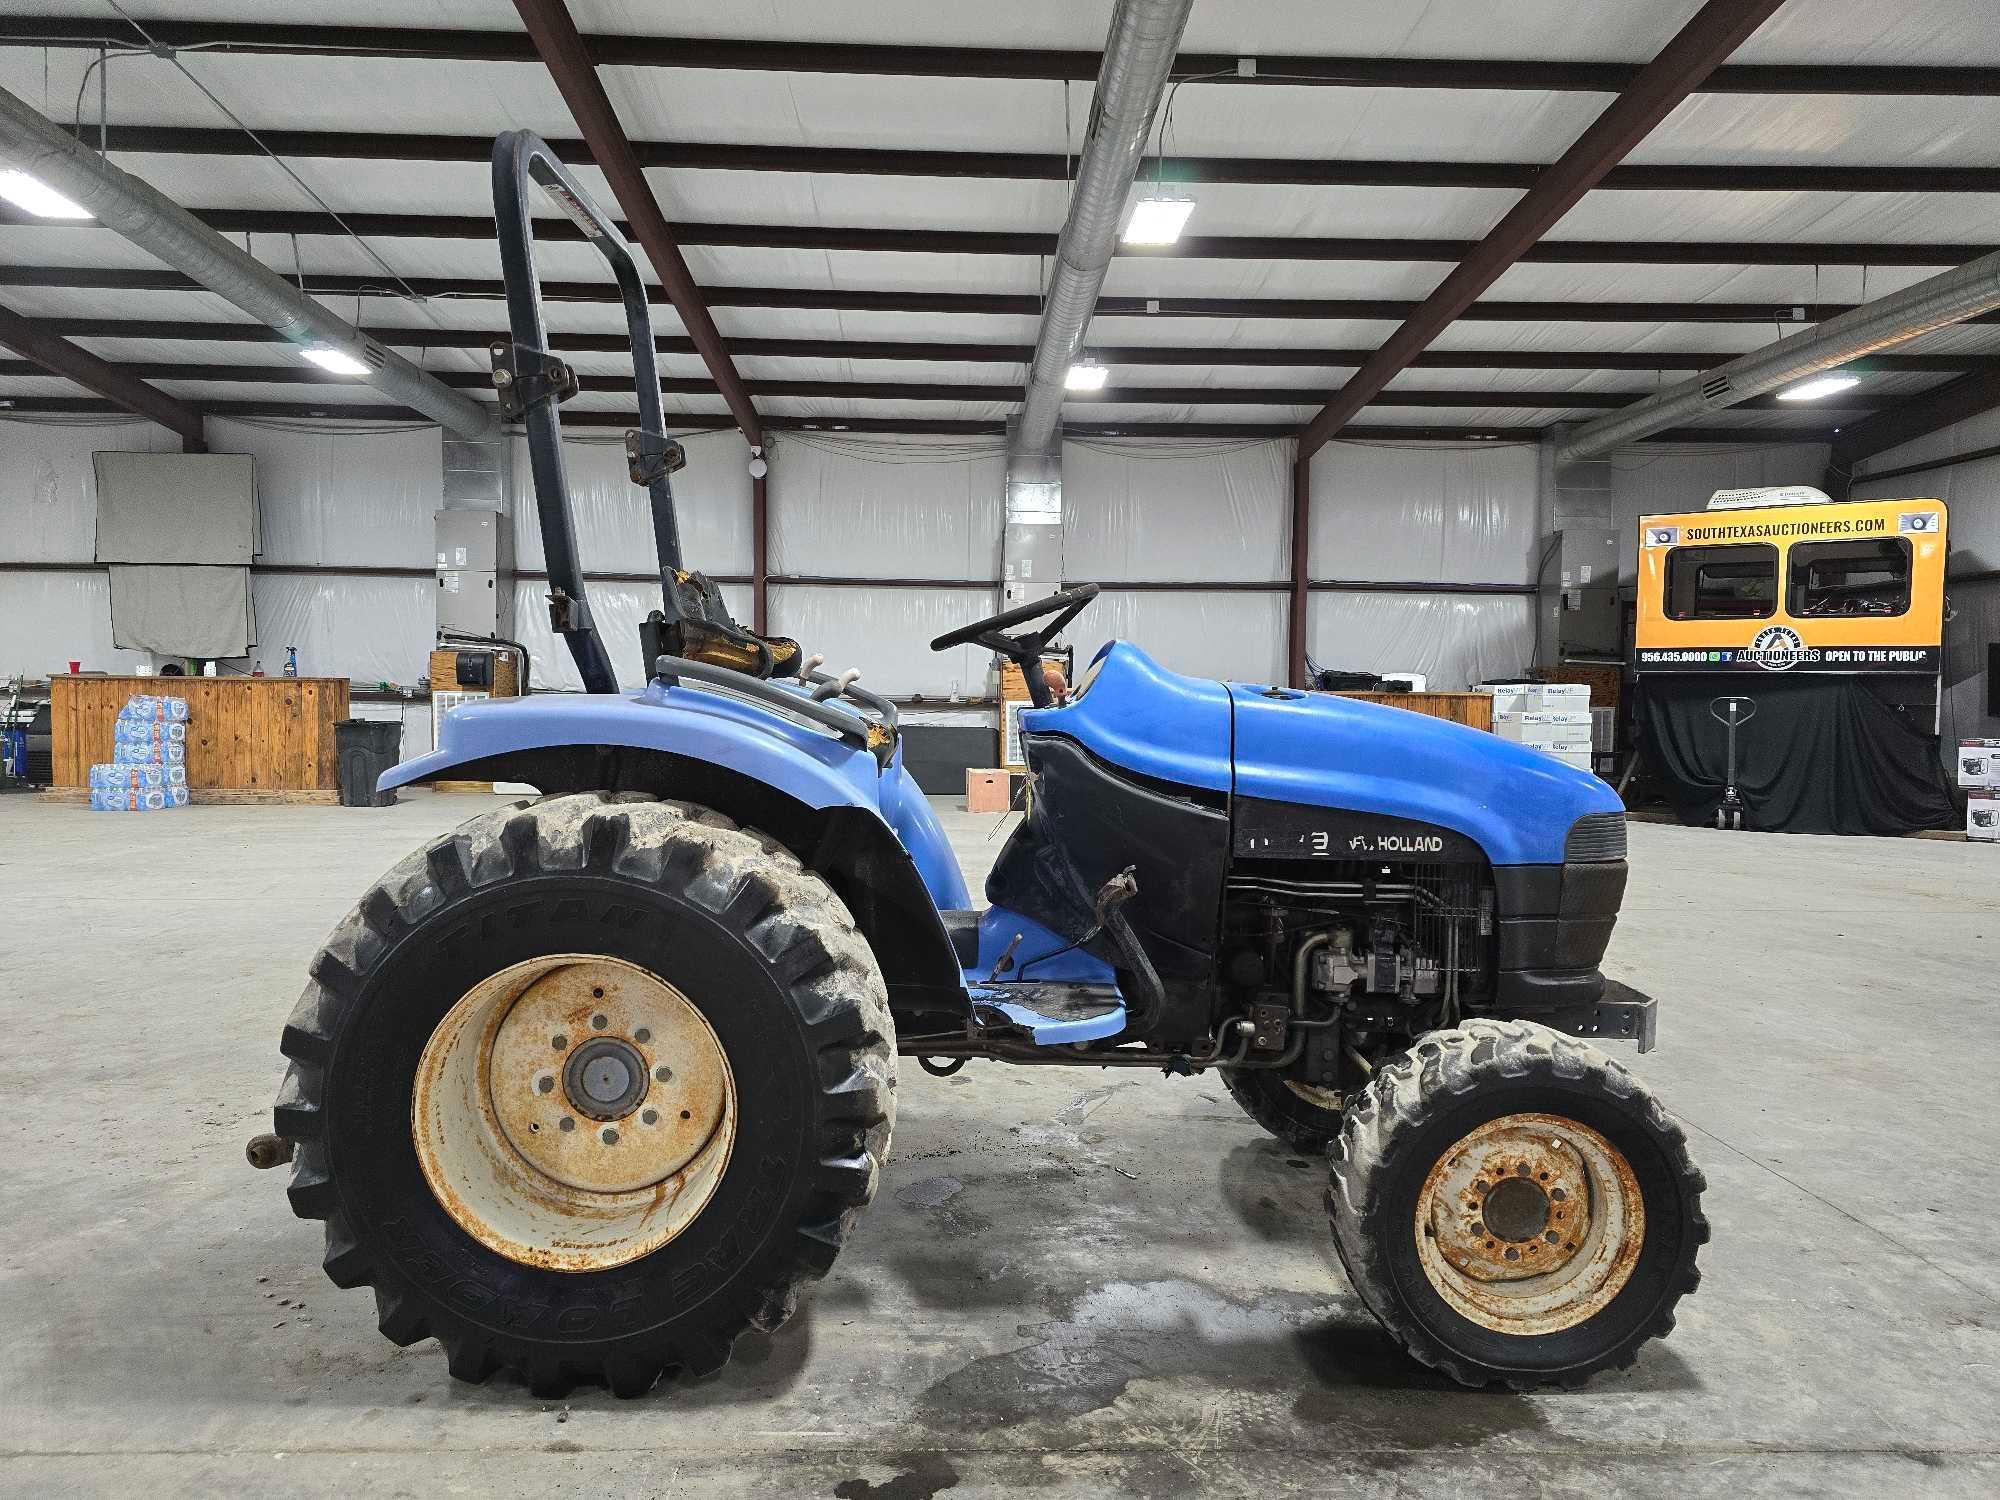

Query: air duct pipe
[1556,247,2000,464]
[0,84,495,438]
[1012,0,1193,455]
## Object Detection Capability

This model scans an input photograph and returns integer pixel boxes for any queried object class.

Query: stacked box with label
[1476,683,1595,771]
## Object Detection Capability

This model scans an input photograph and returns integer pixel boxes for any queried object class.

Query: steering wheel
[929,583,1099,708]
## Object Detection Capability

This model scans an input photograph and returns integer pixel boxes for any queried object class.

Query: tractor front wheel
[273,793,895,1396]
[1326,1019,1706,1389]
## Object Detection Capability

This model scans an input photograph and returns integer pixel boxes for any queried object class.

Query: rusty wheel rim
[412,954,736,1272]
[1284,1080,1345,1113]
[1413,1112,1643,1336]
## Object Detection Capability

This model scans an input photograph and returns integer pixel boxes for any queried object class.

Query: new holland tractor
[259,133,1706,1397]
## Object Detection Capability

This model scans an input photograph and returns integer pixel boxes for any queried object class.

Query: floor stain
[832,1452,960,1500]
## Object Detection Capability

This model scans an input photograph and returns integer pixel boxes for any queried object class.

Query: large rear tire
[273,792,895,1396]
[1326,1019,1705,1389]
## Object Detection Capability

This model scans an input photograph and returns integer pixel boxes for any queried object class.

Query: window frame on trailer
[1784,536,1914,621]
[1663,541,1779,622]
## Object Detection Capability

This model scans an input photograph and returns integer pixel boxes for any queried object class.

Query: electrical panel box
[434,508,514,638]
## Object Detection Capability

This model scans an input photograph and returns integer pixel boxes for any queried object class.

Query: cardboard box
[1958,740,2000,788]
[1547,746,1595,771]
[966,768,1014,814]
[1539,682,1592,707]
[1969,792,2000,842]
[1497,709,1593,746]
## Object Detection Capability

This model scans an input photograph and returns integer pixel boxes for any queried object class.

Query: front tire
[1326,1019,1706,1389]
[273,793,895,1396]
[1221,1067,1344,1152]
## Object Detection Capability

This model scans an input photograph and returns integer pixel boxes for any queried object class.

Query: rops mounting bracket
[624,428,687,487]
[489,339,579,420]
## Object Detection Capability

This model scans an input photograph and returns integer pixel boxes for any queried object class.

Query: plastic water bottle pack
[90,694,193,812]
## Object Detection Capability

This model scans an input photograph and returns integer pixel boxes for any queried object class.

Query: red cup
[68,660,80,673]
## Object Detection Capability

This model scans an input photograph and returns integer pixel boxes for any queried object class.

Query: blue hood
[1026,643,1619,866]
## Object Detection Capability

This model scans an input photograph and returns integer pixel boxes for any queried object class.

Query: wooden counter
[1331,690,1493,733]
[50,675,349,800]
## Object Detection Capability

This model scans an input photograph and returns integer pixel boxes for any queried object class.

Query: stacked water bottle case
[88,694,192,811]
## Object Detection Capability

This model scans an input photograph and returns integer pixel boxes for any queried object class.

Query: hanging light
[0,168,92,219]
[1064,360,1109,392]
[1122,191,1195,247]
[1776,374,1861,402]
[300,345,371,376]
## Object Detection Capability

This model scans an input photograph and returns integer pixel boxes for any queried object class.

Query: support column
[1288,443,1312,686]
[751,467,769,635]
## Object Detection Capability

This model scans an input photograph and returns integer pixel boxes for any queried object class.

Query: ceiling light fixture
[0,168,92,219]
[300,345,371,377]
[1776,373,1860,402]
[1122,191,1195,247]
[1064,360,1109,393]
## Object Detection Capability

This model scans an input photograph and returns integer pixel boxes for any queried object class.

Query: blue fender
[384,682,970,909]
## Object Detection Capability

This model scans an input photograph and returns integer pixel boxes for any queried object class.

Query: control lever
[811,668,862,703]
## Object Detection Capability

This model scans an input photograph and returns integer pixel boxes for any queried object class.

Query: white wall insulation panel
[210,418,440,567]
[0,568,152,678]
[0,419,178,564]
[252,572,432,685]
[1061,438,1290,583]
[1307,592,1537,691]
[1067,588,1289,687]
[767,434,1004,580]
[1309,441,1541,585]
[511,430,753,578]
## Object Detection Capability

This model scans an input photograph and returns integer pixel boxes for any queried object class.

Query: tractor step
[966,981,1127,1046]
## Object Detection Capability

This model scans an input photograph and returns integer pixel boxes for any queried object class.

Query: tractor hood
[1029,643,1619,867]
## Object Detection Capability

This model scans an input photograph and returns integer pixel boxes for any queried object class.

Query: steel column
[1288,446,1311,687]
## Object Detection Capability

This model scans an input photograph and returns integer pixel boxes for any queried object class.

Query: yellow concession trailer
[1630,493,1958,836]
[1635,495,1946,676]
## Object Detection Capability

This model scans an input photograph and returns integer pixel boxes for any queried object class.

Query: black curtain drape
[1637,675,1958,835]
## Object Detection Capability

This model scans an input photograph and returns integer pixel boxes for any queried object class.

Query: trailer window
[1786,538,1912,618]
[1664,544,1777,620]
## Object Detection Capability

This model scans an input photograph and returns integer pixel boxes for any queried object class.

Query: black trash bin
[335,718,403,807]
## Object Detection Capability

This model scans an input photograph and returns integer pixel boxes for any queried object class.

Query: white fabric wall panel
[252,573,431,685]
[1307,594,1536,691]
[767,435,1003,580]
[772,585,998,698]
[511,431,753,578]
[1606,442,1831,583]
[513,579,757,694]
[0,569,151,678]
[1308,443,1540,584]
[1069,590,1288,687]
[1061,439,1289,582]
[211,419,438,567]
[0,419,178,563]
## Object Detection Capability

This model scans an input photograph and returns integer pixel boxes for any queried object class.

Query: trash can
[335,719,403,807]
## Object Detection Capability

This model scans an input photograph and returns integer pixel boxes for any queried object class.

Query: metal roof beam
[4,202,1981,268]
[1299,0,1788,456]
[512,0,760,446]
[51,122,2000,194]
[0,265,1951,326]
[0,300,206,449]
[35,316,2000,373]
[8,19,1998,96]
[1829,368,2000,472]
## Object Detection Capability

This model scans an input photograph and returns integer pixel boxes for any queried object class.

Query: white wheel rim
[412,954,736,1272]
[1413,1112,1643,1335]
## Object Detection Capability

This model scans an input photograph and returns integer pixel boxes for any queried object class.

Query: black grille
[1564,812,1627,862]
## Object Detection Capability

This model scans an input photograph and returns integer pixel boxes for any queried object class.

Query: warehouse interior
[1,2,1998,1496]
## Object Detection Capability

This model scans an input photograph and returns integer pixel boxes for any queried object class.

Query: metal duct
[0,85,495,438]
[1556,247,2000,463]
[1013,0,1192,455]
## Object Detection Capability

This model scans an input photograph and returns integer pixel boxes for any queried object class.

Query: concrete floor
[2,790,1998,1498]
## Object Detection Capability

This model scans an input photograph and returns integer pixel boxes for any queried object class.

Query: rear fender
[387,689,968,1028]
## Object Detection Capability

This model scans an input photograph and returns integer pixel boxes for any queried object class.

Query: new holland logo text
[1347,832,1446,854]
[1742,624,1814,671]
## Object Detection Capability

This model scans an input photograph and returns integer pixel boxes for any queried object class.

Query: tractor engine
[1220,859,1494,1093]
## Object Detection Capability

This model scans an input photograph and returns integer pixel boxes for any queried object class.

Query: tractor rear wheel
[1221,1066,1344,1152]
[273,792,895,1396]
[1326,1019,1706,1389]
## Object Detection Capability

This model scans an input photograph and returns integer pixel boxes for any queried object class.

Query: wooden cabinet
[50,675,350,798]
[1330,690,1495,733]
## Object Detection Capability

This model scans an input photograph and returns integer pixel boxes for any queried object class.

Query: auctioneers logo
[1742,624,1813,671]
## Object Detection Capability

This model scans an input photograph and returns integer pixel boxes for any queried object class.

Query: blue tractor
[266,134,1706,1397]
